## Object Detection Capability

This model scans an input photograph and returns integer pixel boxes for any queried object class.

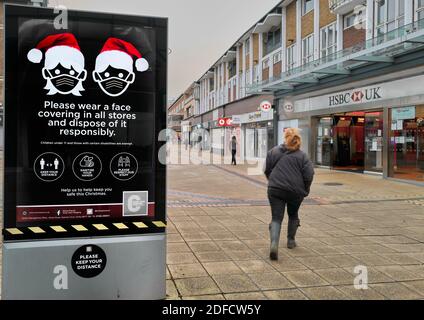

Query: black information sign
[71,245,107,278]
[3,5,167,240]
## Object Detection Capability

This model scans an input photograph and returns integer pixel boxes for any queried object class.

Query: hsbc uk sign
[329,87,382,107]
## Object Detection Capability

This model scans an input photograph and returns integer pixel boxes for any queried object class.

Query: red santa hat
[27,33,85,70]
[94,37,149,73]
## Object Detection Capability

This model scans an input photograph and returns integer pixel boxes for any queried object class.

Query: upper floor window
[302,0,314,15]
[262,58,270,70]
[302,35,314,65]
[228,60,236,78]
[245,38,251,56]
[344,10,364,29]
[209,78,214,92]
[263,27,282,56]
[375,0,405,37]
[418,0,424,20]
[273,50,282,64]
[321,23,337,58]
[286,44,296,71]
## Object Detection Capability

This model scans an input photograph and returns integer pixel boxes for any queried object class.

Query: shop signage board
[293,74,424,113]
[231,111,273,125]
[391,106,416,120]
[2,5,167,299]
[217,117,233,127]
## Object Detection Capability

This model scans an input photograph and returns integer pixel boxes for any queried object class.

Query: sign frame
[2,4,168,241]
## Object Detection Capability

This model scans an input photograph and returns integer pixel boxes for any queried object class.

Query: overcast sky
[48,0,281,99]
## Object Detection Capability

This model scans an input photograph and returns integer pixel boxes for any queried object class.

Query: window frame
[263,27,282,57]
[245,38,251,57]
[374,0,406,37]
[320,22,337,58]
[301,34,314,65]
[262,58,270,70]
[417,0,424,20]
[286,43,296,71]
[273,50,282,64]
[344,10,364,30]
[302,0,314,16]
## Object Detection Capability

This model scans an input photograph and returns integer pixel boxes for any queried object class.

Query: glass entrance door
[316,117,333,166]
[333,113,365,172]
[364,111,383,172]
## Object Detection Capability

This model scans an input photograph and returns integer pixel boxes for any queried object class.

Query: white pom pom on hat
[135,58,149,72]
[27,48,43,63]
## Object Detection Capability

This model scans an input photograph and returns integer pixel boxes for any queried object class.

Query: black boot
[269,221,282,260]
[287,219,300,249]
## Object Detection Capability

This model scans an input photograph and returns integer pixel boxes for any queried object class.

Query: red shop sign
[217,118,232,127]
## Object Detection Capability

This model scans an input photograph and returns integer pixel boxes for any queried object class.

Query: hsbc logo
[260,100,272,112]
[329,87,382,106]
[351,91,364,102]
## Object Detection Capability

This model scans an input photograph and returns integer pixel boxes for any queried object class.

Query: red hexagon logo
[351,91,364,102]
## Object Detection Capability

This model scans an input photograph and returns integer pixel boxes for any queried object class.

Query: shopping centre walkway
[166,161,424,300]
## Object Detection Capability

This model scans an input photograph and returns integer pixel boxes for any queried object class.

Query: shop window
[321,23,337,58]
[389,106,424,182]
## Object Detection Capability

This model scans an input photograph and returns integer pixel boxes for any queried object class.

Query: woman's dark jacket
[264,145,315,197]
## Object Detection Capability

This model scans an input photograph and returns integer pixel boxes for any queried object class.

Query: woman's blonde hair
[284,128,302,151]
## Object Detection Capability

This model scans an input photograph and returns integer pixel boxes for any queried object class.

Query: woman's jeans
[267,187,303,224]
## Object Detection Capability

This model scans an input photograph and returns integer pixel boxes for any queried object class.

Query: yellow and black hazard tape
[4,220,167,237]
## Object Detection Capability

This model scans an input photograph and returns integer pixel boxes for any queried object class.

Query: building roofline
[168,93,184,110]
[194,0,285,83]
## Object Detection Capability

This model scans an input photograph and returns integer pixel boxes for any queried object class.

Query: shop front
[232,110,274,161]
[181,120,191,150]
[315,111,384,173]
[279,74,424,183]
[388,106,424,182]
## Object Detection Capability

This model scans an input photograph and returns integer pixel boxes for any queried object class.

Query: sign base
[1,234,166,300]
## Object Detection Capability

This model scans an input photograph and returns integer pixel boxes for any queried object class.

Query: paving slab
[301,286,349,300]
[168,263,209,279]
[282,270,330,288]
[174,277,221,296]
[212,274,259,293]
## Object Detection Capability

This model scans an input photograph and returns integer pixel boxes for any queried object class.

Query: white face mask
[93,68,135,97]
[43,65,87,95]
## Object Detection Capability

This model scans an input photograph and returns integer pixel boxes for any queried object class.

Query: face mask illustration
[27,33,87,96]
[93,66,135,97]
[93,37,149,97]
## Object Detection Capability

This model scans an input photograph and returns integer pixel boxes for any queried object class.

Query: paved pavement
[1,149,424,300]
[166,161,424,300]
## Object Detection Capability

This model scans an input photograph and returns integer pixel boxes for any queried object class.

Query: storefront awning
[247,19,424,96]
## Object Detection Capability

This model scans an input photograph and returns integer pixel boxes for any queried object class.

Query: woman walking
[264,128,314,260]
[230,136,237,165]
